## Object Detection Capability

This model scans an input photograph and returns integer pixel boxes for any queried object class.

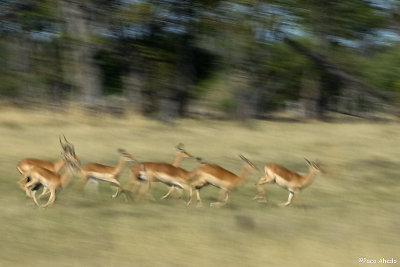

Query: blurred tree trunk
[300,70,321,119]
[58,0,101,106]
[174,33,195,118]
[123,68,144,112]
[6,33,36,100]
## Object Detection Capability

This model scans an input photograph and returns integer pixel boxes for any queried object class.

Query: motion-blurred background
[0,2,399,267]
[0,0,399,119]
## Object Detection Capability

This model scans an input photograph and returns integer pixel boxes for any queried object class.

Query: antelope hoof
[196,202,203,208]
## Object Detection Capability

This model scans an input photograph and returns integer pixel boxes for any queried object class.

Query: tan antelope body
[131,163,196,205]
[77,149,135,198]
[129,144,195,200]
[16,136,78,198]
[23,165,73,208]
[191,155,258,207]
[254,159,322,206]
[17,158,65,175]
[16,158,65,193]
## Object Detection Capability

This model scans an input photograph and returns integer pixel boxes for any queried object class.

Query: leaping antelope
[253,159,323,206]
[23,152,77,208]
[16,135,78,198]
[190,155,258,208]
[129,143,195,199]
[76,149,136,198]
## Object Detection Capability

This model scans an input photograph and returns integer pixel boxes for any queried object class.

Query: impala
[129,143,195,199]
[253,158,323,206]
[137,163,195,205]
[16,135,78,197]
[190,155,258,208]
[23,153,77,208]
[76,149,136,198]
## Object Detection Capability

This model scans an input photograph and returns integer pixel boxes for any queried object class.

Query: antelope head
[194,157,204,164]
[117,148,136,162]
[175,143,194,159]
[60,135,79,164]
[64,150,80,172]
[304,158,323,174]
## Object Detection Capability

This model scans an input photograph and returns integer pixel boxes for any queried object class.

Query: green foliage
[0,0,398,116]
[218,97,237,114]
[361,45,400,93]
[96,50,124,95]
[291,0,388,40]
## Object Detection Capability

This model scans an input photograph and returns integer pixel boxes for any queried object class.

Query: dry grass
[0,106,399,266]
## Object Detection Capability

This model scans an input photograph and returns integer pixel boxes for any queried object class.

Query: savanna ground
[0,106,398,267]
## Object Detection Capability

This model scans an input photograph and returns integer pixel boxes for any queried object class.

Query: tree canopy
[0,0,399,119]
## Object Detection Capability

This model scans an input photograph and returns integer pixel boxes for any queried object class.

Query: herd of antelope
[16,136,323,208]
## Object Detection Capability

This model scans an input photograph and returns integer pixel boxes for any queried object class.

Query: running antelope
[136,163,196,205]
[129,143,195,199]
[190,155,258,208]
[76,149,136,198]
[16,135,78,197]
[23,152,77,208]
[253,159,323,206]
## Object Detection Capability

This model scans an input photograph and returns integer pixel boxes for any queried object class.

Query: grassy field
[0,107,399,267]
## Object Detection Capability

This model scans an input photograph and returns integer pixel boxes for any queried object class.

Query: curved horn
[304,158,312,167]
[61,135,76,156]
[239,154,249,163]
[312,160,322,171]
[63,135,74,147]
[239,155,258,170]
[59,135,67,150]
